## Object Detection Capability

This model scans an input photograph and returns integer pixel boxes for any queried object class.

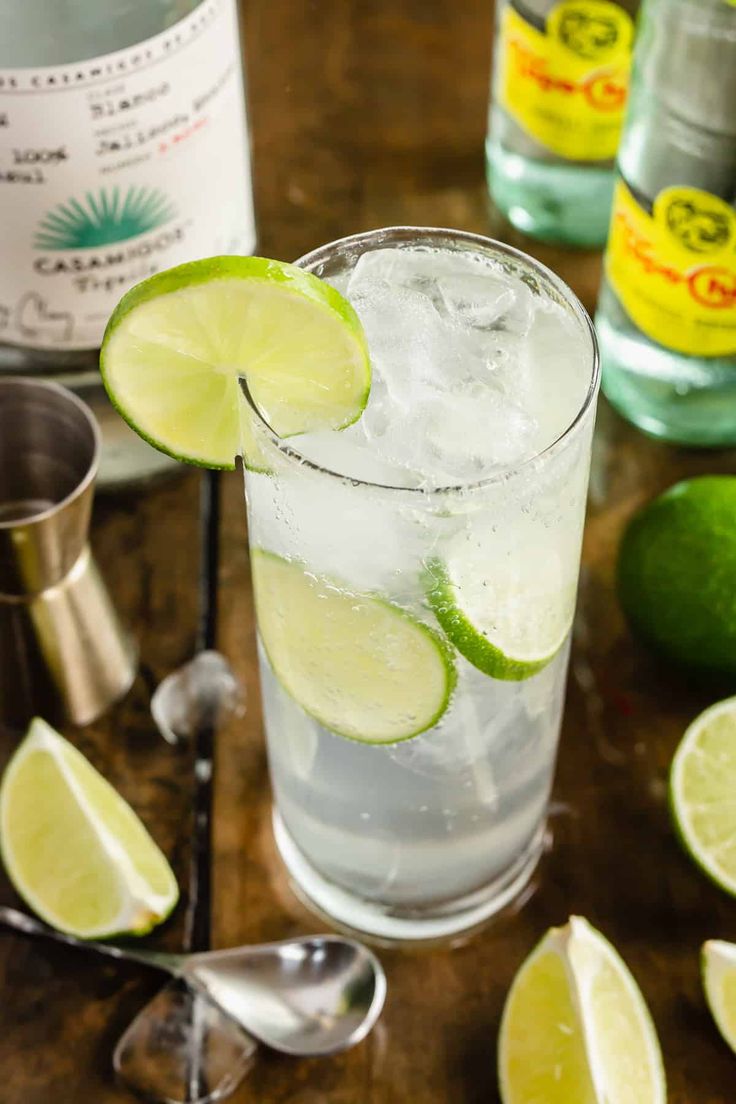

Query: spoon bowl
[0,906,386,1057]
[186,936,386,1056]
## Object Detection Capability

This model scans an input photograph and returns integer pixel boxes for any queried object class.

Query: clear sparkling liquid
[596,0,736,445]
[245,241,594,932]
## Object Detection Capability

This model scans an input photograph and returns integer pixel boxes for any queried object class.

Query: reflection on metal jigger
[0,377,137,733]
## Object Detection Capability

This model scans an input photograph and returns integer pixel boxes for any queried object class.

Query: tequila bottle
[0,0,256,487]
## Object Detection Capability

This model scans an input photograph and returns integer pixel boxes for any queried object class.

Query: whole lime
[617,476,736,674]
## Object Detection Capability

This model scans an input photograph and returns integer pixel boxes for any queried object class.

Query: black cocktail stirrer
[185,467,220,1100]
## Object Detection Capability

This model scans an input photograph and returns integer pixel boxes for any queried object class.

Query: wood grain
[0,473,201,1102]
[1,0,736,1101]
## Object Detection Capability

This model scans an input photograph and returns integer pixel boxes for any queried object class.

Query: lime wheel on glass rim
[100,255,371,469]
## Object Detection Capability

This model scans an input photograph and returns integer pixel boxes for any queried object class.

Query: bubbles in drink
[245,235,596,937]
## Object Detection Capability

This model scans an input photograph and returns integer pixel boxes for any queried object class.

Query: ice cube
[414,386,537,484]
[349,281,446,401]
[319,246,583,486]
[351,278,489,409]
[293,425,418,487]
[151,651,245,745]
[520,298,591,453]
[438,274,517,331]
[347,246,486,302]
[350,248,536,335]
[246,454,422,595]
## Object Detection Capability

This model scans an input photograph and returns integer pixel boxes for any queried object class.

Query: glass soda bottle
[0,0,256,487]
[596,0,736,445]
[486,0,638,247]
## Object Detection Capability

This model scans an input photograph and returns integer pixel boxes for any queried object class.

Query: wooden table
[3,1,736,1100]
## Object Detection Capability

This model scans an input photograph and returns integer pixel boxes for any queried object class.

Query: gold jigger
[0,377,137,733]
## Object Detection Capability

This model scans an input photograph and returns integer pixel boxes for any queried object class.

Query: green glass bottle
[486,0,638,247]
[596,0,736,445]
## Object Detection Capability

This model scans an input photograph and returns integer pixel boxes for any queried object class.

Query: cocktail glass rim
[239,225,600,496]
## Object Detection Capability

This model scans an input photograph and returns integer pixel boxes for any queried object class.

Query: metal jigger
[0,377,137,733]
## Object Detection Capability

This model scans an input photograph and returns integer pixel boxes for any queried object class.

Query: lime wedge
[425,548,575,681]
[670,696,736,896]
[251,550,455,743]
[499,916,666,1104]
[100,255,371,469]
[0,718,178,938]
[702,939,736,1054]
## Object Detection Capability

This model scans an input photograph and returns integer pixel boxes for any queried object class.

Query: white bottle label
[0,0,256,351]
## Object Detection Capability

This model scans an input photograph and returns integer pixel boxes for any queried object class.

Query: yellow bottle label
[498,0,634,161]
[606,180,736,357]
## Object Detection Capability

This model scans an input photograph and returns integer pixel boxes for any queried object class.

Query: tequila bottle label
[497,0,634,161]
[606,178,736,357]
[0,0,255,352]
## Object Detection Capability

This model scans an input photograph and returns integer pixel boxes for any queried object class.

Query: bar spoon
[0,905,386,1057]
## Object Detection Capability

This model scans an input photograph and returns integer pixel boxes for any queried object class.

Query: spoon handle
[0,906,184,974]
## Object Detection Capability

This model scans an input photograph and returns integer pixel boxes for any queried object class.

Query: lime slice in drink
[100,256,371,468]
[499,916,666,1104]
[702,939,736,1054]
[251,549,456,743]
[670,696,736,896]
[0,718,178,938]
[425,549,575,682]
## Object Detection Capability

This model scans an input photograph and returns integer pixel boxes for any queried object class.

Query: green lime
[252,550,456,744]
[0,718,178,938]
[100,255,371,469]
[702,939,736,1055]
[670,695,736,896]
[617,476,736,674]
[424,550,575,682]
[499,916,666,1104]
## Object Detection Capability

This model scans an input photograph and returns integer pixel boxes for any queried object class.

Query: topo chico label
[0,0,255,351]
[497,0,634,161]
[606,180,736,357]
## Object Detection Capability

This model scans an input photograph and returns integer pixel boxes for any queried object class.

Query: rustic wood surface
[2,1,736,1101]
